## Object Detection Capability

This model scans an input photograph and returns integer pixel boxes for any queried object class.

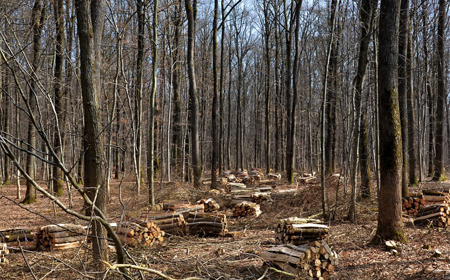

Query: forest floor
[1,172,450,280]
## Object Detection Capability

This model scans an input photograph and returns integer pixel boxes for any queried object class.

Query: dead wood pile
[233,201,261,217]
[0,228,36,251]
[0,243,9,265]
[186,213,228,236]
[261,240,338,279]
[414,204,450,228]
[37,224,86,251]
[117,221,164,247]
[275,218,328,245]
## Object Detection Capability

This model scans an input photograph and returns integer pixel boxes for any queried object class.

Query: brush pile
[275,218,328,245]
[37,224,86,251]
[233,201,262,217]
[186,213,228,236]
[117,221,164,246]
[0,243,9,265]
[261,240,338,279]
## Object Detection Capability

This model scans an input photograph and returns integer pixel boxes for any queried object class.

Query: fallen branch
[101,261,205,280]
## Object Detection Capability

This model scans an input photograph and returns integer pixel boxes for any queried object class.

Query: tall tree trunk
[320,0,339,219]
[263,0,271,175]
[172,0,183,172]
[372,0,406,243]
[52,0,65,197]
[433,0,446,181]
[407,22,417,185]
[23,0,45,205]
[325,0,338,176]
[148,0,159,205]
[75,0,108,264]
[185,0,202,187]
[348,0,376,222]
[398,0,409,195]
[211,0,219,189]
[135,0,145,195]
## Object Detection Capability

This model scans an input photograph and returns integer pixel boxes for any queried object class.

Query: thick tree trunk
[75,0,108,264]
[372,0,406,243]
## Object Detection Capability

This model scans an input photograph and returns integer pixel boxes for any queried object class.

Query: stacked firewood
[422,190,450,205]
[128,210,188,236]
[251,192,271,204]
[37,224,86,251]
[0,243,9,265]
[414,204,450,228]
[163,200,205,214]
[267,173,282,180]
[186,213,228,236]
[117,221,163,246]
[0,228,36,251]
[261,240,338,279]
[402,196,426,216]
[233,201,262,217]
[196,198,220,212]
[225,183,247,193]
[275,218,328,245]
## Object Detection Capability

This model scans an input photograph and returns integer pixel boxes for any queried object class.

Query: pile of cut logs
[186,213,228,236]
[414,204,450,228]
[163,200,205,214]
[422,190,450,204]
[251,192,271,204]
[233,201,262,217]
[0,243,9,265]
[196,198,220,212]
[411,190,450,228]
[261,240,338,279]
[127,210,188,236]
[402,196,426,216]
[275,218,328,245]
[37,224,86,251]
[117,221,163,246]
[0,228,36,251]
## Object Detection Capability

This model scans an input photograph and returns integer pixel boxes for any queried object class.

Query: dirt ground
[1,173,450,280]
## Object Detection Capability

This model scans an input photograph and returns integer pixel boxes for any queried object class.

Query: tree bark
[23,0,45,205]
[348,0,376,221]
[211,0,219,189]
[52,0,65,197]
[372,0,406,243]
[75,0,108,264]
[185,0,202,187]
[432,0,446,181]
